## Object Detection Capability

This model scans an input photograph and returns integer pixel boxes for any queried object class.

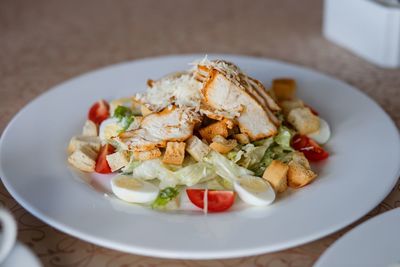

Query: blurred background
[0,0,399,266]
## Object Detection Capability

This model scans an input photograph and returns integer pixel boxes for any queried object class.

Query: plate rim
[1,53,399,259]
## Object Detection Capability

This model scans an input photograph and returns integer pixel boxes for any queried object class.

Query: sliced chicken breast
[125,107,200,151]
[203,70,278,140]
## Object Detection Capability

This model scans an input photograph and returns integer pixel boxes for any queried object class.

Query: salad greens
[113,105,135,132]
[151,187,180,209]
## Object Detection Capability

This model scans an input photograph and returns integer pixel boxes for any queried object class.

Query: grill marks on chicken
[125,59,280,151]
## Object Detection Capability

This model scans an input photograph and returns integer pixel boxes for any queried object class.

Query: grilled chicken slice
[195,59,280,125]
[125,107,200,151]
[202,70,278,140]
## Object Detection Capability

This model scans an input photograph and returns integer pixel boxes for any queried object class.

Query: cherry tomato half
[95,144,115,174]
[291,134,329,161]
[186,189,236,212]
[88,100,110,125]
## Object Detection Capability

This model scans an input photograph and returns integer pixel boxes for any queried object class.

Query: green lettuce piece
[151,187,180,209]
[175,162,216,186]
[273,126,294,151]
[113,105,134,132]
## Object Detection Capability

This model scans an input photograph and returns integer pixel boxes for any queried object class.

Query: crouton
[106,151,129,172]
[209,135,238,154]
[68,145,98,172]
[291,151,311,169]
[186,136,211,161]
[272,78,296,101]
[287,107,320,135]
[262,160,288,193]
[140,105,153,116]
[67,135,101,154]
[163,142,186,165]
[287,161,317,188]
[234,133,250,144]
[82,120,98,137]
[199,119,233,142]
[279,99,304,117]
[133,148,161,161]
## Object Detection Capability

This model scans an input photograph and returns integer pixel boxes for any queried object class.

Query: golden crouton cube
[186,136,211,161]
[199,120,231,142]
[140,105,153,116]
[262,160,289,193]
[67,135,101,154]
[272,78,296,101]
[287,107,320,135]
[163,142,186,165]
[287,161,317,188]
[133,148,161,161]
[68,145,98,172]
[82,120,98,137]
[106,151,129,172]
[291,151,311,169]
[209,135,238,154]
[233,133,250,144]
[279,99,304,117]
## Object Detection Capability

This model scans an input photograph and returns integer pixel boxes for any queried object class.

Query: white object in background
[2,240,42,267]
[0,208,17,264]
[323,0,400,68]
[315,208,400,267]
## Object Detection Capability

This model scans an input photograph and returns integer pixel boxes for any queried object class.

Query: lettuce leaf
[151,187,180,209]
[113,105,135,132]
[205,151,253,182]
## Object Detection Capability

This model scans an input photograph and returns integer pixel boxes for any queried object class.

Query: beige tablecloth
[1,0,399,266]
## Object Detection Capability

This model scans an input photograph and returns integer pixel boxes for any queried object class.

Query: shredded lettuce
[151,187,180,209]
[128,159,216,188]
[175,162,216,186]
[225,126,295,177]
[205,151,253,182]
[274,126,294,151]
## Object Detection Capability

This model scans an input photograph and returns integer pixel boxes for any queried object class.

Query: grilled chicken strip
[125,107,200,151]
[202,69,278,140]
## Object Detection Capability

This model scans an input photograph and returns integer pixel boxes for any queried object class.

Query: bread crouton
[133,148,161,161]
[279,99,304,117]
[82,120,98,136]
[209,135,238,154]
[186,136,210,161]
[272,78,296,101]
[287,107,320,135]
[67,135,101,154]
[106,151,129,172]
[140,105,153,116]
[163,142,186,165]
[199,119,233,142]
[234,133,250,144]
[287,161,317,188]
[291,151,311,169]
[68,145,98,172]
[262,160,289,193]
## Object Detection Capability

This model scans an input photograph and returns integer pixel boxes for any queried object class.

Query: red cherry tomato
[88,100,110,125]
[304,104,319,116]
[95,144,115,174]
[186,189,236,212]
[291,134,329,161]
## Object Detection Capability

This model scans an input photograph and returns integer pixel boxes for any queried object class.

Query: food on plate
[67,57,330,212]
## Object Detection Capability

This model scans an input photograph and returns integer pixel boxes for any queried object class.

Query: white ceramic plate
[0,55,399,259]
[315,208,400,267]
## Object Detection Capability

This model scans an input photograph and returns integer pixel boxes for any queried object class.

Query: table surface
[1,0,399,266]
